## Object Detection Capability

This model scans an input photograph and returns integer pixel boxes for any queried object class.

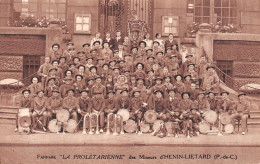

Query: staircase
[0,106,18,125]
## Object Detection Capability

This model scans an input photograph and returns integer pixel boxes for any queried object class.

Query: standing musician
[14,89,33,132]
[231,92,250,135]
[62,89,79,122]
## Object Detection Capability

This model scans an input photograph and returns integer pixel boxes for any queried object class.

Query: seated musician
[14,89,33,132]
[230,92,250,135]
[217,91,233,114]
[189,106,202,136]
[178,92,194,138]
[195,91,210,117]
[104,90,117,131]
[131,89,145,134]
[32,90,48,131]
[91,92,106,133]
[78,89,92,117]
[148,90,167,122]
[62,89,79,122]
[46,88,63,123]
[207,91,218,112]
[201,65,220,93]
[59,77,74,98]
[116,89,132,111]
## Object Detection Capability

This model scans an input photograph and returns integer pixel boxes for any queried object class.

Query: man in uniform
[14,89,33,132]
[231,92,250,135]
[38,56,52,88]
[91,92,106,133]
[78,90,92,129]
[91,76,106,98]
[46,88,63,123]
[201,65,220,92]
[62,89,79,122]
[32,90,48,131]
[49,43,61,62]
[148,90,167,122]
[59,77,74,98]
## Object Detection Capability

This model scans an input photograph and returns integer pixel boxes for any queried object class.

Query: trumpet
[82,113,90,134]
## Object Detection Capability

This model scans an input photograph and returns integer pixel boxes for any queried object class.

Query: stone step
[0,112,16,119]
[0,106,19,114]
[250,111,260,117]
[0,118,16,125]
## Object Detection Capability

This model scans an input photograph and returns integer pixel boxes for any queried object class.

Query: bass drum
[144,110,157,124]
[48,119,61,133]
[140,121,150,133]
[65,119,77,133]
[124,119,137,133]
[117,109,130,122]
[56,109,70,123]
[153,120,163,131]
[224,124,234,134]
[199,120,210,134]
[204,110,217,124]
[219,113,231,125]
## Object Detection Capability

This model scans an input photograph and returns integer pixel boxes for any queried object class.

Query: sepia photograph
[0,0,260,163]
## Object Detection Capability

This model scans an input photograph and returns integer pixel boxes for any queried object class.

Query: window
[214,0,237,24]
[187,0,238,25]
[41,0,66,21]
[12,0,66,21]
[162,16,179,36]
[74,14,91,34]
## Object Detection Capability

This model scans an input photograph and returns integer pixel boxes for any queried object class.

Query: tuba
[82,113,90,134]
[89,113,100,135]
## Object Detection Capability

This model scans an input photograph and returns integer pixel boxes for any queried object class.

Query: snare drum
[144,110,157,124]
[124,119,137,133]
[65,119,77,133]
[204,110,217,124]
[56,109,70,123]
[48,119,61,133]
[199,120,210,134]
[117,109,130,122]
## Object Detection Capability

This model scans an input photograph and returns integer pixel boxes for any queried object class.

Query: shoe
[187,135,191,138]
[241,132,245,135]
[14,128,18,132]
[99,129,103,133]
[175,134,179,138]
[196,132,200,136]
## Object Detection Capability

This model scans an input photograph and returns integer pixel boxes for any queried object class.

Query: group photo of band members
[15,31,250,138]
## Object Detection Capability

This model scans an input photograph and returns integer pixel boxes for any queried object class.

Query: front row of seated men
[15,86,250,137]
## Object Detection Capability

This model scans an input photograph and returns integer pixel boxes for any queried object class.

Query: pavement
[1,124,260,147]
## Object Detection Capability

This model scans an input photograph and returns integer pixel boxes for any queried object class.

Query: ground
[0,124,260,164]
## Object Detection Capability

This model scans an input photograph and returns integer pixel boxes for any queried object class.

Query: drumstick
[73,117,84,133]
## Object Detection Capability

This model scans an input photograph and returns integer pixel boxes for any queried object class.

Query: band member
[148,90,167,121]
[46,88,63,122]
[59,56,69,78]
[28,77,42,98]
[76,51,86,65]
[62,42,76,63]
[101,42,113,61]
[38,56,52,88]
[91,92,106,133]
[189,107,202,136]
[62,89,79,122]
[195,91,210,116]
[207,91,218,112]
[59,77,74,98]
[32,90,48,131]
[217,91,233,114]
[133,78,149,102]
[14,89,33,132]
[166,89,179,119]
[150,77,166,96]
[46,67,61,87]
[181,54,193,75]
[49,43,61,62]
[78,90,92,118]
[230,92,250,135]
[164,33,178,52]
[103,32,115,50]
[74,74,86,97]
[116,89,132,111]
[131,89,145,134]
[145,69,155,89]
[82,43,91,56]
[105,90,117,114]
[201,65,220,92]
[91,76,106,98]
[173,74,186,97]
[45,78,59,98]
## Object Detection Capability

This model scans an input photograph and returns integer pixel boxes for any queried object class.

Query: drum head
[19,116,31,128]
[140,122,150,133]
[199,120,210,134]
[144,110,157,124]
[165,122,173,134]
[48,119,61,133]
[19,108,30,117]
[124,119,137,133]
[65,119,77,133]
[153,120,163,131]
[117,109,130,122]
[204,110,217,124]
[224,124,234,134]
[56,109,70,123]
[220,113,231,125]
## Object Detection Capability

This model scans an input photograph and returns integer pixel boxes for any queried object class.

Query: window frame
[161,16,179,37]
[74,14,92,34]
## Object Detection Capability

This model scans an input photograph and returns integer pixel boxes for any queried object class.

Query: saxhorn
[82,113,90,134]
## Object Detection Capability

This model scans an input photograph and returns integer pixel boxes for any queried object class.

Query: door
[23,55,41,85]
